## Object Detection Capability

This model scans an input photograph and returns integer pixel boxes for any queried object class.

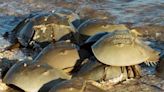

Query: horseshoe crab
[33,41,81,74]
[3,60,71,92]
[91,30,160,66]
[49,78,106,92]
[77,19,128,36]
[76,19,129,45]
[2,8,79,50]
[32,8,80,44]
[73,57,141,84]
[72,30,159,84]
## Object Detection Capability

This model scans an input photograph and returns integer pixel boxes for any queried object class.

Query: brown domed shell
[3,61,70,92]
[91,30,160,66]
[34,41,80,70]
[77,19,129,36]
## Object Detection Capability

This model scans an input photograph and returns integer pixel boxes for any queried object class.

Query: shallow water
[101,0,164,26]
[0,0,163,28]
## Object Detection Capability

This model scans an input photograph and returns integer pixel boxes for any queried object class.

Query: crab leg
[131,65,141,78]
[126,66,134,78]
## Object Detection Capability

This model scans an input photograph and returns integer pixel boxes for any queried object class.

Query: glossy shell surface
[77,19,128,36]
[92,30,160,66]
[34,41,80,70]
[3,61,70,92]
[32,10,78,43]
[49,78,106,92]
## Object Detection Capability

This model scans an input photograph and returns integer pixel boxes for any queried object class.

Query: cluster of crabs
[0,8,163,92]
